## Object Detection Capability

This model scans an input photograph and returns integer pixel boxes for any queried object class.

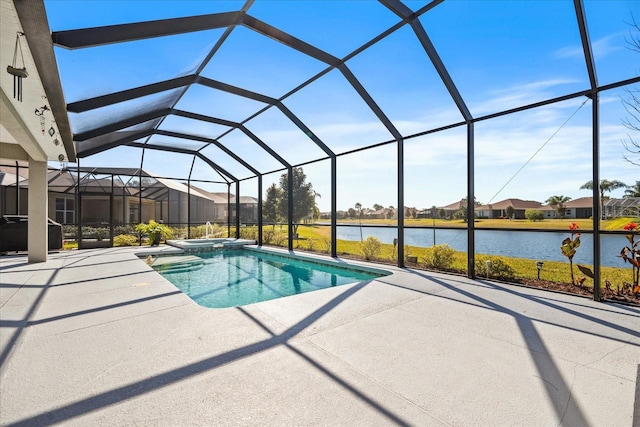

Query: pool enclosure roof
[10,0,638,185]
[0,164,228,202]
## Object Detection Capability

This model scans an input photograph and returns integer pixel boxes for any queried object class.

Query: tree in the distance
[506,205,515,220]
[624,180,640,198]
[580,179,628,219]
[546,195,572,220]
[277,167,317,235]
[263,183,281,228]
[622,14,640,166]
[354,202,363,241]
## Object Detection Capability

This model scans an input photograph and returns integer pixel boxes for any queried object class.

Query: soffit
[1,0,75,162]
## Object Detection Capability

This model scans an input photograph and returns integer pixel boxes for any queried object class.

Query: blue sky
[44,0,639,212]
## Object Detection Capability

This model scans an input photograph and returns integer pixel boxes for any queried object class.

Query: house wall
[544,208,592,219]
[4,183,252,228]
[188,194,218,224]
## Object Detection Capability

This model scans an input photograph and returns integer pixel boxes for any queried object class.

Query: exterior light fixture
[536,261,544,279]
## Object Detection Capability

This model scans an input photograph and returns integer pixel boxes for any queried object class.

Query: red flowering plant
[561,222,581,286]
[619,222,640,294]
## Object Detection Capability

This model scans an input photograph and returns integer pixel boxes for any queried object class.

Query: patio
[1,246,638,426]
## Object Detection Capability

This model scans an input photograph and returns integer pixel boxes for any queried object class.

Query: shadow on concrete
[0,250,133,371]
[403,268,625,426]
[0,291,183,328]
[0,269,58,374]
[238,306,412,426]
[6,279,414,427]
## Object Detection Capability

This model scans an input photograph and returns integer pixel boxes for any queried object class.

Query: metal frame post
[227,184,231,237]
[76,158,81,247]
[331,157,337,258]
[187,178,191,238]
[235,180,240,238]
[288,166,294,251]
[397,138,405,267]
[15,161,19,215]
[591,94,601,301]
[110,175,114,245]
[257,175,263,245]
[467,122,475,277]
[574,0,601,301]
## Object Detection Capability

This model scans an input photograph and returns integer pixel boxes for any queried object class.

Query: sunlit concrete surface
[1,246,638,426]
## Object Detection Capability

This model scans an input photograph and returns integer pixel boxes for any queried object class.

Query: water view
[334,226,626,268]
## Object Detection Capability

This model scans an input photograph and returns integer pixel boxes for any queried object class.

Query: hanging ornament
[48,119,56,137]
[34,103,49,135]
[6,32,28,102]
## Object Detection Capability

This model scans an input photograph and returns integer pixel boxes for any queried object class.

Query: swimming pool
[149,248,389,308]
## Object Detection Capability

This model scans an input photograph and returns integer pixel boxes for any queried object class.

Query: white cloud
[471,78,586,116]
[554,33,624,59]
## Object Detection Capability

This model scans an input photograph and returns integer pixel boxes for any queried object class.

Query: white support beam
[0,142,29,161]
[27,157,47,263]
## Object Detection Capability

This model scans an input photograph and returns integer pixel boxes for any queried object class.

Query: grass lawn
[285,224,637,298]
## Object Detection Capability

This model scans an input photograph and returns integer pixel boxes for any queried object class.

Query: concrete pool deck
[1,246,638,426]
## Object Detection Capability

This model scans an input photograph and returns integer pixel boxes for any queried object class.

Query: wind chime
[6,32,28,101]
[34,102,50,135]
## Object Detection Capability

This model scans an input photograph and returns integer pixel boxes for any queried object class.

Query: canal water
[334,226,628,268]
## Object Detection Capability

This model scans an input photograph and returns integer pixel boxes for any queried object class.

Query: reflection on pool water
[149,249,389,308]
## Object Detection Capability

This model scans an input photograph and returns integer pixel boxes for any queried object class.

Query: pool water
[151,249,388,308]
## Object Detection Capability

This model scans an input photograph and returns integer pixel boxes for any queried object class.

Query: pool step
[151,255,205,273]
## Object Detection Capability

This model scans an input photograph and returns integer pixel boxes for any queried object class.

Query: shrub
[190,225,207,238]
[404,244,412,257]
[171,227,188,240]
[209,223,226,238]
[240,226,258,240]
[475,255,516,279]
[113,234,138,247]
[81,226,96,238]
[62,225,77,238]
[306,239,316,252]
[525,209,544,222]
[263,228,274,245]
[405,245,418,262]
[452,209,466,220]
[135,220,173,245]
[95,227,109,241]
[272,230,286,247]
[425,244,455,270]
[320,237,332,254]
[360,236,382,260]
[114,225,135,236]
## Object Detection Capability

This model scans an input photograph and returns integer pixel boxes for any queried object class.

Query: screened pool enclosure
[8,0,640,301]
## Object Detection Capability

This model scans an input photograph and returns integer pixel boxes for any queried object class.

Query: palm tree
[624,181,640,198]
[545,195,572,219]
[354,202,363,241]
[580,179,628,219]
